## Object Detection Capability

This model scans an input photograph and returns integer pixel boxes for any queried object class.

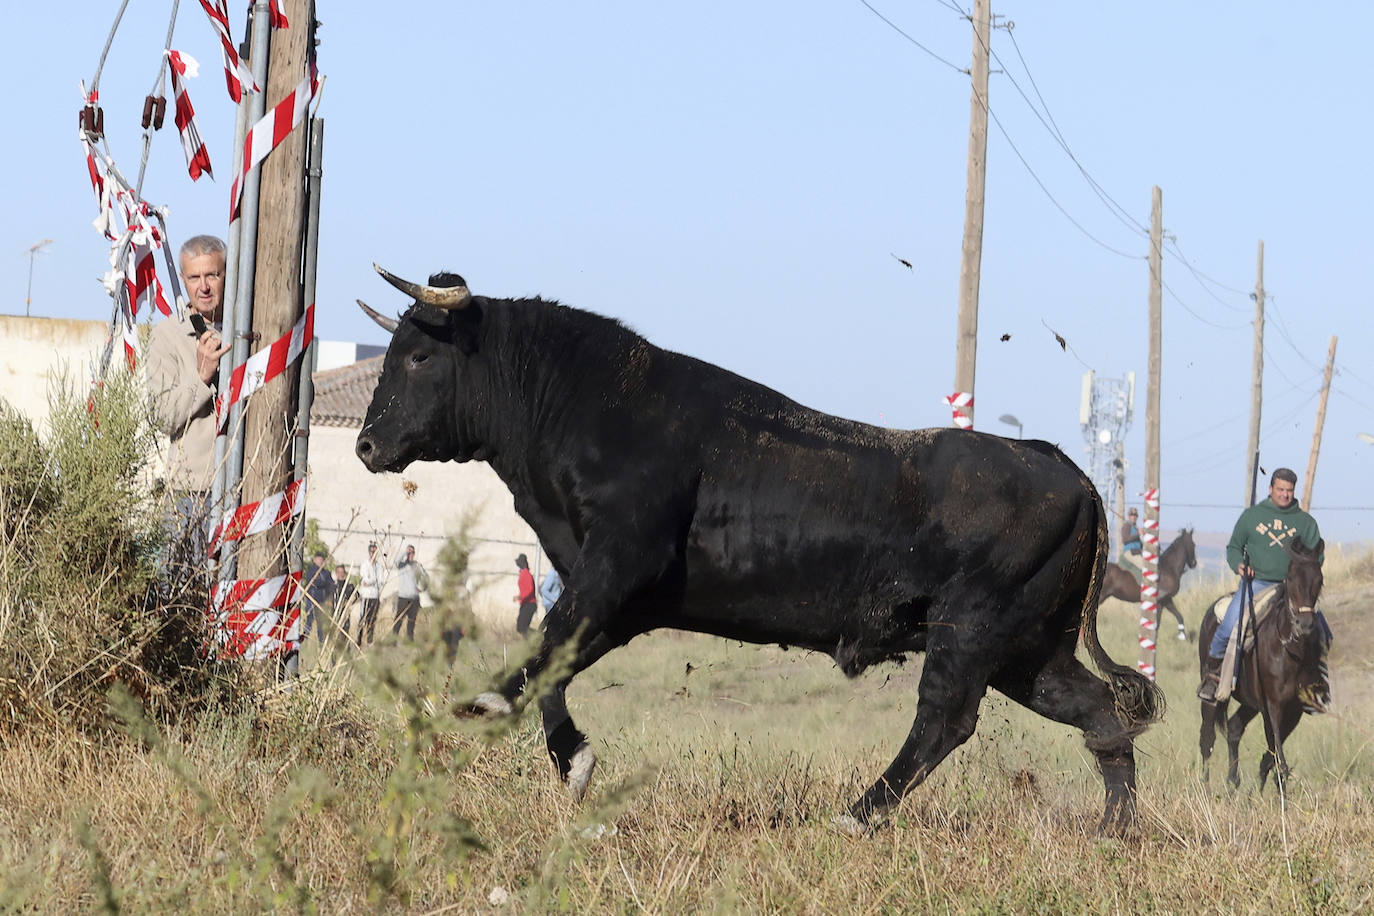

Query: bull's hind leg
[991,649,1141,834]
[845,636,994,829]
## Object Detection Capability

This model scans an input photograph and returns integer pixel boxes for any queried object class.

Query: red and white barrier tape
[942,391,973,429]
[268,0,290,28]
[209,570,302,659]
[197,0,258,103]
[229,71,317,221]
[208,478,306,556]
[166,51,213,181]
[215,303,314,430]
[1144,488,1160,510]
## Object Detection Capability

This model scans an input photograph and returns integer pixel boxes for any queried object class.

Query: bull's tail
[1079,488,1165,731]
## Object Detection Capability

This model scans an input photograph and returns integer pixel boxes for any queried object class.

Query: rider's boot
[1197,653,1223,702]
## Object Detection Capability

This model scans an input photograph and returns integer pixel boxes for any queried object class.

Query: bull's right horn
[373,263,473,310]
[356,299,399,333]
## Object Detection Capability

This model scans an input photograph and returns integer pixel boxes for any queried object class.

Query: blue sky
[4,2,1372,542]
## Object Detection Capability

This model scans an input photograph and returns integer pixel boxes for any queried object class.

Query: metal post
[289,118,325,575]
[219,1,274,581]
[209,75,254,561]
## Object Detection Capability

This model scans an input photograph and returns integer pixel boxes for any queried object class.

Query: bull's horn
[373,263,473,310]
[356,299,399,333]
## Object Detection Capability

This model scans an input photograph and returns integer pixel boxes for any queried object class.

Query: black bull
[354,267,1162,832]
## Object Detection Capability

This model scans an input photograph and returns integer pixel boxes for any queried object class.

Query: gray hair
[179,234,226,260]
[1271,467,1298,486]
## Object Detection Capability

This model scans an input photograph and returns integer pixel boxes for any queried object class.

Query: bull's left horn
[356,299,399,333]
[373,263,473,310]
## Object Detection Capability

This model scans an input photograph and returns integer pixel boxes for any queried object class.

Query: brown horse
[1098,528,1197,641]
[1198,538,1325,792]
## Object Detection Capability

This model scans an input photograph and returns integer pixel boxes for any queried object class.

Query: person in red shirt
[513,553,537,635]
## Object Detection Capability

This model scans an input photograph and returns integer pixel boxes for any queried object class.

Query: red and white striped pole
[1137,487,1161,679]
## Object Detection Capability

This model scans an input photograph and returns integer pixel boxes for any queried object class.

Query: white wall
[305,425,545,628]
[0,316,111,431]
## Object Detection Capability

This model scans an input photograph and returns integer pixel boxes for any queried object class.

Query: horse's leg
[1259,703,1303,797]
[991,647,1141,834]
[1161,597,1188,641]
[1226,703,1259,789]
[1200,699,1217,782]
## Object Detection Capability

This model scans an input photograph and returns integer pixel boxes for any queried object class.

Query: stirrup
[1197,673,1219,702]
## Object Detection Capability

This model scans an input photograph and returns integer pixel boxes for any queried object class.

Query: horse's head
[1180,527,1197,569]
[1281,538,1324,641]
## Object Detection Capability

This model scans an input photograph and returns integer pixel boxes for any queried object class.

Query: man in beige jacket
[145,235,232,580]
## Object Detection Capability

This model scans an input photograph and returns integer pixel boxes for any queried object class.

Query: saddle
[1211,585,1331,713]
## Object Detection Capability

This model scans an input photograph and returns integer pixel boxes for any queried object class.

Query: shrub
[0,373,238,736]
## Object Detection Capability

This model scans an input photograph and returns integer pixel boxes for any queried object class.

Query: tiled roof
[310,355,383,428]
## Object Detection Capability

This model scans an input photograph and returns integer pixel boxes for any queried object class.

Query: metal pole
[220,1,274,581]
[290,118,325,578]
[209,76,254,563]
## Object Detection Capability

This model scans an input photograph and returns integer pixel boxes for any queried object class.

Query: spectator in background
[303,550,334,644]
[514,554,537,635]
[357,542,383,647]
[393,544,426,640]
[333,563,356,638]
[540,568,563,614]
[145,234,232,585]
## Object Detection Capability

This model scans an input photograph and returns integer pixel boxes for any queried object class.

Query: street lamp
[25,238,53,317]
[997,413,1022,439]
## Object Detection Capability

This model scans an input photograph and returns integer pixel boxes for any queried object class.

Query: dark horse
[1098,529,1197,640]
[1198,538,1325,792]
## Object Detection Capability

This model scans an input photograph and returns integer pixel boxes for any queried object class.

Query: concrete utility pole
[237,0,313,577]
[1138,186,1163,681]
[1302,335,1338,510]
[952,0,990,428]
[1244,240,1265,506]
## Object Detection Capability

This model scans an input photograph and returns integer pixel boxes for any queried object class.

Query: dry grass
[2,571,1373,913]
[4,380,1373,911]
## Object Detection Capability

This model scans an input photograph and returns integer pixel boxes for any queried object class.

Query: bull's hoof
[829,813,869,838]
[472,692,513,716]
[567,742,596,802]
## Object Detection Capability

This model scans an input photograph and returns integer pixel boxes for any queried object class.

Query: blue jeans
[1209,579,1278,659]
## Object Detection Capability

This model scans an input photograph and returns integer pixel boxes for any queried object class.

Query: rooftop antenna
[25,238,53,317]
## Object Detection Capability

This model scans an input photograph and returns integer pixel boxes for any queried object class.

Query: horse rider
[1119,508,1144,572]
[1198,467,1324,702]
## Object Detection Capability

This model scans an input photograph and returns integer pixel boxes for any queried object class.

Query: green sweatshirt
[1225,497,1322,581]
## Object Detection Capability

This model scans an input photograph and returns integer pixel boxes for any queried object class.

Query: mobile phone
[190,313,209,337]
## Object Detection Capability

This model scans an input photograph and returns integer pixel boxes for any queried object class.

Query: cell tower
[1079,371,1136,524]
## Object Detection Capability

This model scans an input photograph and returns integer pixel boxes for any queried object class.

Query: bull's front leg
[480,528,678,799]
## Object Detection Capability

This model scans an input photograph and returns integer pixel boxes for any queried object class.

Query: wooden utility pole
[1244,241,1265,506]
[1302,335,1338,509]
[952,0,990,428]
[238,0,313,576]
[1138,186,1163,680]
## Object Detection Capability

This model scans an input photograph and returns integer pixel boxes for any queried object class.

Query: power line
[1266,299,1323,372]
[978,84,1141,259]
[1163,237,1251,313]
[857,0,967,74]
[997,26,1148,241]
[1161,278,1249,330]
